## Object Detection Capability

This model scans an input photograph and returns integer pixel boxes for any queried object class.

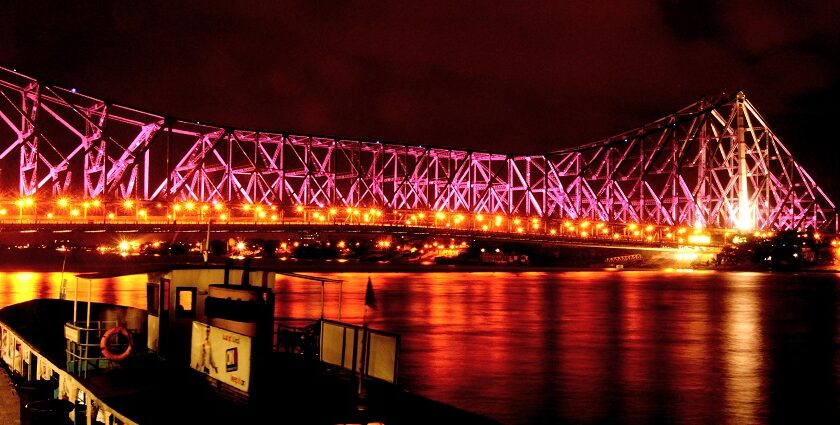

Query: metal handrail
[65,320,122,378]
[273,317,320,356]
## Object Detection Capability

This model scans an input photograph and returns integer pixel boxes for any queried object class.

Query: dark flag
[365,276,377,310]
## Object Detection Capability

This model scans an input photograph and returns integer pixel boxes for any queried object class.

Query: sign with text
[190,322,252,392]
[64,324,80,344]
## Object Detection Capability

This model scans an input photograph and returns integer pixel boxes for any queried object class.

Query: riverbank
[0,247,605,274]
[0,247,837,274]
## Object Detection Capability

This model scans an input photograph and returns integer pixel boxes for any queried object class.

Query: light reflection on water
[291,270,840,425]
[3,270,840,425]
[0,272,148,310]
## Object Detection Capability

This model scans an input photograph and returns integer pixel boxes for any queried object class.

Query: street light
[296,205,305,223]
[16,197,34,223]
[123,199,135,223]
[172,203,182,223]
[185,201,195,222]
[55,197,70,222]
[212,201,225,223]
[90,199,102,223]
[453,214,464,228]
[15,199,24,223]
[203,219,214,263]
[435,211,445,227]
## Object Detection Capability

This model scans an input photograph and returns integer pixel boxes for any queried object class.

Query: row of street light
[0,197,719,245]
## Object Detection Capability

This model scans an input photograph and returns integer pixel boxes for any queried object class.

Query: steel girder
[546,92,836,231]
[0,67,834,231]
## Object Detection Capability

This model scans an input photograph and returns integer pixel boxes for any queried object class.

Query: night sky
[2,1,839,201]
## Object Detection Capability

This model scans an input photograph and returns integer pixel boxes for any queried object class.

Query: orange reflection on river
[723,274,765,424]
[0,271,147,309]
[1,269,838,425]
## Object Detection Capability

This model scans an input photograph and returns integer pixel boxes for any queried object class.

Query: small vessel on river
[0,264,497,424]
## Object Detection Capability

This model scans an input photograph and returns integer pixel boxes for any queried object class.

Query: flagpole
[358,275,374,404]
[358,301,368,403]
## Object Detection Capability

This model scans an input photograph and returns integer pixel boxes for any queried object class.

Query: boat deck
[1,299,498,425]
[2,341,498,425]
[0,364,20,425]
[79,351,497,424]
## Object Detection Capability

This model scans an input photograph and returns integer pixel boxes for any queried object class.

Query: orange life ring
[100,326,132,362]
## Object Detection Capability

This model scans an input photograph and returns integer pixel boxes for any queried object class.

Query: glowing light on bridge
[687,234,712,245]
[736,201,755,232]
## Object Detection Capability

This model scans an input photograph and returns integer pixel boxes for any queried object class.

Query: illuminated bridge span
[0,66,835,233]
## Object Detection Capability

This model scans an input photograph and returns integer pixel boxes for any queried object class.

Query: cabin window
[51,371,59,398]
[175,287,197,318]
[146,283,159,316]
[29,355,37,381]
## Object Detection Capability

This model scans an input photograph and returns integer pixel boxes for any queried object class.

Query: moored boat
[0,264,498,425]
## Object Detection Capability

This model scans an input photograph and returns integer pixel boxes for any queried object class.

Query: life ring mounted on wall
[100,326,133,362]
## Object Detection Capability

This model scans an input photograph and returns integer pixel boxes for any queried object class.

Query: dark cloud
[659,0,726,42]
[2,0,839,199]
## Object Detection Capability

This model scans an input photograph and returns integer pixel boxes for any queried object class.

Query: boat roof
[73,262,343,283]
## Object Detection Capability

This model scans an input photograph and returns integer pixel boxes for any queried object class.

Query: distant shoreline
[0,249,604,274]
[0,248,837,275]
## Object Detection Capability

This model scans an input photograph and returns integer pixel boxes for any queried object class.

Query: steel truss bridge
[0,66,835,235]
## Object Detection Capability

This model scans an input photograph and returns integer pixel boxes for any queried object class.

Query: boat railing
[273,317,320,357]
[64,320,120,378]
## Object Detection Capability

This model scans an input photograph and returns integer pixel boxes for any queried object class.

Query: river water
[1,269,839,425]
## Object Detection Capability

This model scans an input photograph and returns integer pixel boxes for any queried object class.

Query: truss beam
[0,67,834,231]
